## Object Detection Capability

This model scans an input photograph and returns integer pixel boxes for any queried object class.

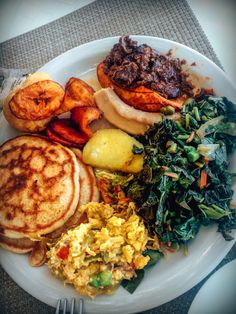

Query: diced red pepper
[56,245,70,260]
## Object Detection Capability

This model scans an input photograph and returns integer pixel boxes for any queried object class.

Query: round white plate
[0,36,236,314]
[188,259,236,314]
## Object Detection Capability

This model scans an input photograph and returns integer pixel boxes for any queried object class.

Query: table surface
[0,0,236,85]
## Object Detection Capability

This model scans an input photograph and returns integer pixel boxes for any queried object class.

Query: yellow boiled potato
[82,129,144,173]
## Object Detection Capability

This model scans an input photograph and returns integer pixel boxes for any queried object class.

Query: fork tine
[70,297,75,314]
[62,298,67,314]
[55,299,61,314]
[79,298,84,314]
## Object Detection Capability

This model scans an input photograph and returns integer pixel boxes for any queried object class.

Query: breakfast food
[0,35,235,302]
[47,202,150,298]
[9,80,64,120]
[45,148,99,240]
[47,118,89,146]
[94,88,180,135]
[0,135,80,239]
[29,241,47,266]
[102,35,193,99]
[94,88,148,135]
[71,106,102,138]
[82,129,144,173]
[72,148,100,207]
[3,72,56,132]
[57,77,96,114]
[0,235,35,253]
[45,78,102,147]
[127,95,236,244]
[97,63,185,112]
[46,106,102,147]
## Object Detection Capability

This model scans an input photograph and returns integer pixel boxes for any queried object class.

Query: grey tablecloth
[0,0,234,313]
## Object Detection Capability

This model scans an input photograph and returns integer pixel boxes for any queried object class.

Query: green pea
[184,146,200,162]
[90,273,102,288]
[160,106,175,115]
[100,271,112,287]
[187,150,200,162]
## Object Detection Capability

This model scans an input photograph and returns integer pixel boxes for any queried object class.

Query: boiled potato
[82,129,144,173]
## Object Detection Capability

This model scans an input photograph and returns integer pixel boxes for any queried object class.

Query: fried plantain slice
[46,127,77,147]
[71,106,102,138]
[50,118,89,146]
[29,241,47,267]
[57,77,96,114]
[97,63,185,112]
[9,80,64,120]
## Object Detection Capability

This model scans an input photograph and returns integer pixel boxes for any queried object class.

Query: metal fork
[55,298,84,314]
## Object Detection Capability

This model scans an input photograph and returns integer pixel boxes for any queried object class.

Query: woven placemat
[0,0,221,70]
[0,0,233,313]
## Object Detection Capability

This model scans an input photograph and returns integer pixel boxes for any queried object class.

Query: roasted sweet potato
[9,80,64,120]
[97,63,113,88]
[114,84,185,111]
[50,118,89,146]
[29,241,47,267]
[97,63,185,112]
[71,106,102,137]
[57,77,96,114]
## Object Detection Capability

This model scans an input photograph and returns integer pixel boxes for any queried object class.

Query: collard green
[127,96,236,243]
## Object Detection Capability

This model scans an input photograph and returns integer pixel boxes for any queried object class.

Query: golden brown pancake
[45,148,99,239]
[0,135,80,239]
[0,234,35,253]
[72,148,99,207]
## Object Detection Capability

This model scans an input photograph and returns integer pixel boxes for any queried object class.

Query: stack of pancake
[0,135,99,264]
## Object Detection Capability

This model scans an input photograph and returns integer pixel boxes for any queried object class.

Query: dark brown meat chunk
[103,35,193,99]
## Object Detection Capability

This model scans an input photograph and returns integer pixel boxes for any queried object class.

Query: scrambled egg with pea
[47,202,150,298]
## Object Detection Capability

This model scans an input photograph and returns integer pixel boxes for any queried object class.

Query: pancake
[45,148,99,239]
[0,235,35,253]
[88,166,100,203]
[45,209,87,240]
[0,135,80,239]
[72,148,99,207]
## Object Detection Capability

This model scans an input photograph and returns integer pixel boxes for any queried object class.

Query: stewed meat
[103,35,193,99]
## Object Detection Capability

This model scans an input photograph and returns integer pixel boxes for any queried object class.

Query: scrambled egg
[47,202,150,298]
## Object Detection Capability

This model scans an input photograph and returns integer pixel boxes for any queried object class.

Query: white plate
[0,36,236,314]
[188,259,236,314]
